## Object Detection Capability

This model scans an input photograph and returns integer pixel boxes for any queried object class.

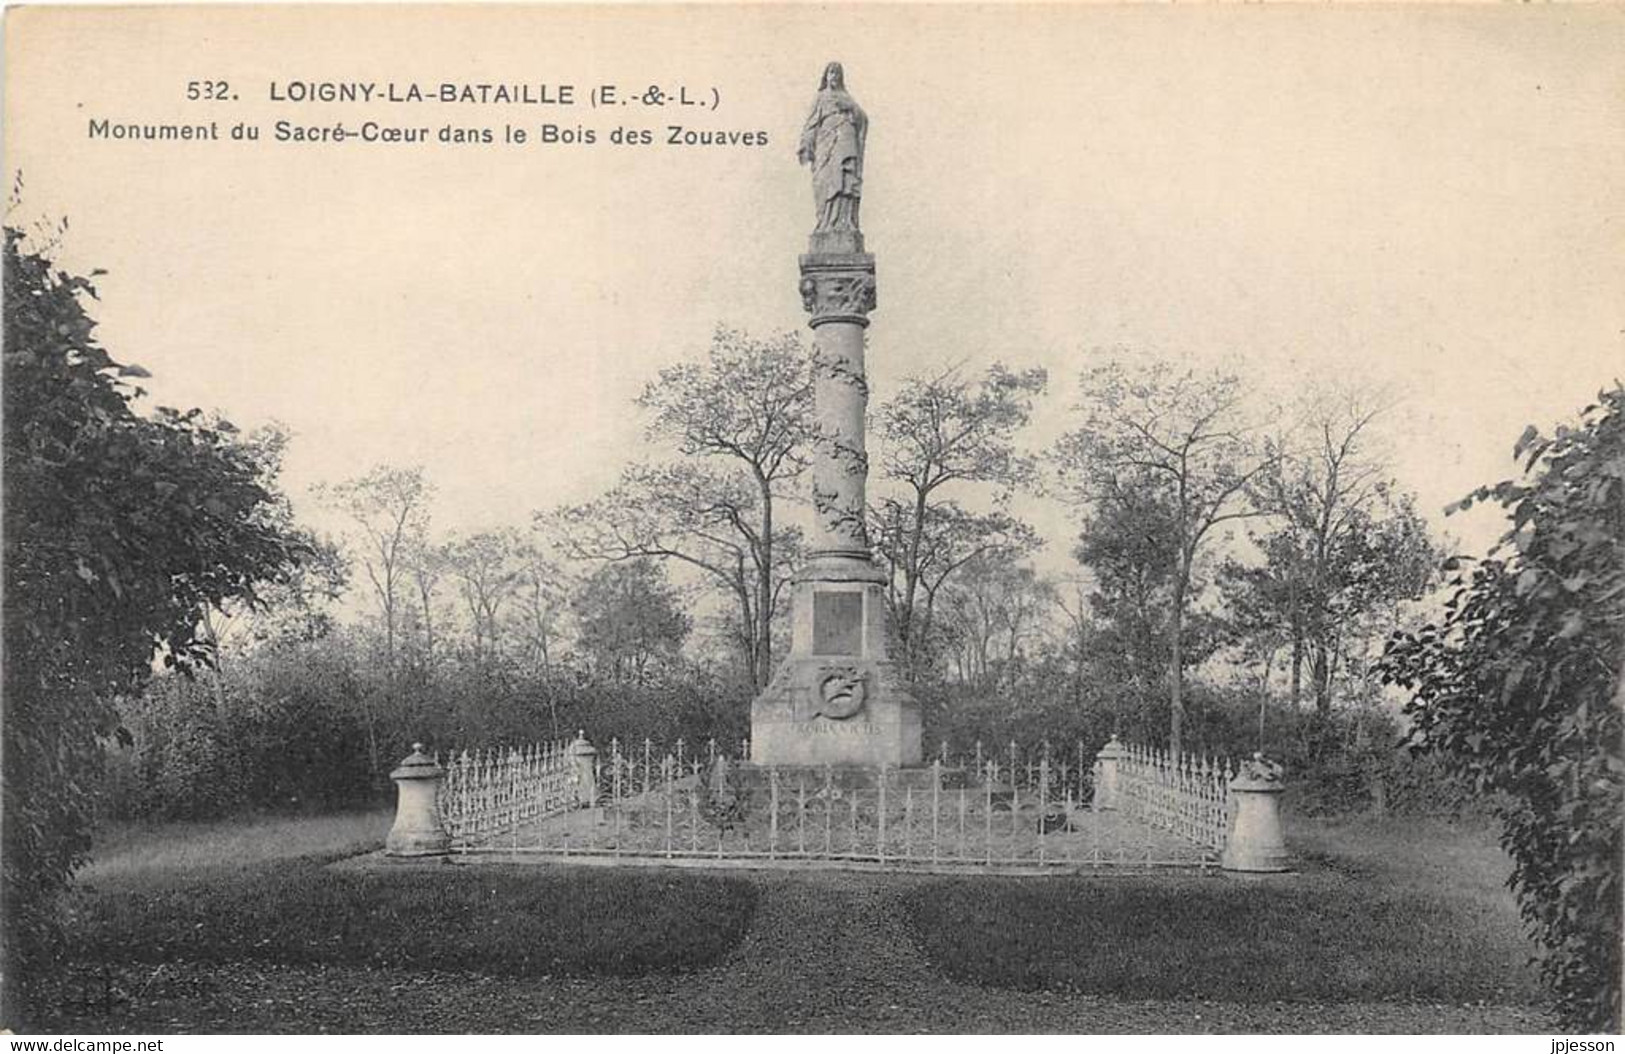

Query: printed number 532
[186,80,232,100]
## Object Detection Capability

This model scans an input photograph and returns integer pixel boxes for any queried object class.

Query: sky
[7,4,1623,578]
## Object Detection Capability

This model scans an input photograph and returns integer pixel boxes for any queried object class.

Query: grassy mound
[62,814,757,979]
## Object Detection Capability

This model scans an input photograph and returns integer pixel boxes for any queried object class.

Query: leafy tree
[227,639,374,813]
[1071,484,1183,690]
[1237,392,1440,716]
[511,537,570,677]
[873,364,1047,678]
[400,534,448,673]
[1381,388,1624,1031]
[444,528,528,670]
[203,527,349,654]
[1067,490,1231,742]
[314,464,431,670]
[108,637,372,821]
[248,533,350,647]
[872,500,1038,679]
[633,326,811,687]
[573,560,692,686]
[1052,576,1097,709]
[937,554,1057,690]
[554,460,800,688]
[314,464,431,776]
[2,225,307,1018]
[1055,358,1275,753]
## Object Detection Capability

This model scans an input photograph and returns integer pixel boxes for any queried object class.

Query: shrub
[3,225,308,1019]
[1382,388,1624,1031]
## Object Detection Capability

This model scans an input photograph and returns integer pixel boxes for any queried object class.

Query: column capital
[799,252,876,328]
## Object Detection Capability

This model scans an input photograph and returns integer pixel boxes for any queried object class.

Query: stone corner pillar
[1091,734,1127,811]
[385,742,449,858]
[1221,753,1290,873]
[567,730,600,808]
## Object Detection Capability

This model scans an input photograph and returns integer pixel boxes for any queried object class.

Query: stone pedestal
[750,655,921,767]
[385,743,449,857]
[1221,755,1289,873]
[750,552,921,766]
[567,731,599,808]
[1091,735,1126,811]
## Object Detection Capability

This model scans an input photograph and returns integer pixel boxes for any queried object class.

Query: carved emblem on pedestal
[812,665,867,720]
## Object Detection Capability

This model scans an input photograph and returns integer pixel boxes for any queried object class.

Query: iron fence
[1116,741,1232,851]
[434,735,1233,870]
[438,738,576,843]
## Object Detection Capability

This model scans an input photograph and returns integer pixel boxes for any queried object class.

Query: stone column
[800,249,878,570]
[1221,754,1289,873]
[385,743,449,857]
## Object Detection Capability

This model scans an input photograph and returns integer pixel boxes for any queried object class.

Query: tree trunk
[1064,596,1087,707]
[757,475,774,689]
[1290,624,1303,712]
[383,586,396,787]
[1005,626,1015,684]
[917,587,940,677]
[1313,641,1333,715]
[1256,644,1278,752]
[420,584,435,669]
[1169,564,1187,757]
[736,580,758,688]
[900,488,929,680]
[1071,621,1086,707]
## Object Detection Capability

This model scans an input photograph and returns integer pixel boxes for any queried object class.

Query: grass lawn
[77,808,393,889]
[57,811,758,981]
[24,806,1555,1033]
[903,812,1545,1007]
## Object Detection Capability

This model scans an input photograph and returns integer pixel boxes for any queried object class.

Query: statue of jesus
[798,62,867,234]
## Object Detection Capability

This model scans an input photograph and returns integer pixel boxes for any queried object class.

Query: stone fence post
[1092,734,1126,811]
[385,743,449,858]
[567,731,599,808]
[1221,753,1289,873]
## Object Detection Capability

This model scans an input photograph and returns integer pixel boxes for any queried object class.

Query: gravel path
[46,868,1553,1034]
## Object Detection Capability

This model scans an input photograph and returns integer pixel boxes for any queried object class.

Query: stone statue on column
[798,61,867,236]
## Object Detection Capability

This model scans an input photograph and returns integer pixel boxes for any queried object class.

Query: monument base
[750,654,922,767]
[744,649,916,763]
[750,558,922,768]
